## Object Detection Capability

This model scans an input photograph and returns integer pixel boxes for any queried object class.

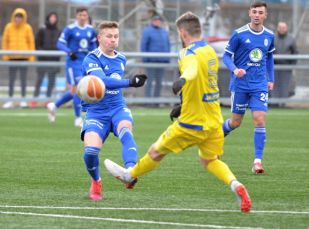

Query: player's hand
[268,82,274,91]
[129,74,147,87]
[233,68,246,77]
[69,52,77,60]
[170,104,181,121]
[172,78,186,95]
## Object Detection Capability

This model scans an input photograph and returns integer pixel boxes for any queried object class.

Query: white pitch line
[0,112,306,117]
[0,211,262,229]
[0,205,308,215]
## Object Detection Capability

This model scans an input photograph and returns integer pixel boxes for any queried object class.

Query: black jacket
[36,12,61,61]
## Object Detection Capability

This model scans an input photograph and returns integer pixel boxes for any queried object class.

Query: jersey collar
[247,24,265,35]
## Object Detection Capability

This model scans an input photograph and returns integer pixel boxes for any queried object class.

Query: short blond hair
[176,12,201,37]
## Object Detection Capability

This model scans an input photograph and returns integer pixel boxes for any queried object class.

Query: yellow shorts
[154,121,224,160]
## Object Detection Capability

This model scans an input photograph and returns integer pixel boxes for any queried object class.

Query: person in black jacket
[34,12,61,99]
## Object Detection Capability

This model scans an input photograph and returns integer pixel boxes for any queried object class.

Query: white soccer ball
[77,75,105,103]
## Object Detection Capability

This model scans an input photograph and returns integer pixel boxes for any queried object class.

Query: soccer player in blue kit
[81,21,147,201]
[47,7,97,127]
[222,1,275,174]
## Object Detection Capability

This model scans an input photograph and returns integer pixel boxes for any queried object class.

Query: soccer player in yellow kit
[104,12,252,212]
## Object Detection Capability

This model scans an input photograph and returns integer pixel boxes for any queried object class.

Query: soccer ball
[77,75,105,103]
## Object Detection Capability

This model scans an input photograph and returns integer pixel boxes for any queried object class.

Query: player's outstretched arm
[129,74,147,87]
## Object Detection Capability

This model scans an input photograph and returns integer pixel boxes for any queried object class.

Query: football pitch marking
[0,111,307,117]
[0,211,262,229]
[0,205,308,215]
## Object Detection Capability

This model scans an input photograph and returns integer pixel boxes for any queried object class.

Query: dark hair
[176,11,201,37]
[97,21,119,33]
[250,1,267,9]
[76,6,88,14]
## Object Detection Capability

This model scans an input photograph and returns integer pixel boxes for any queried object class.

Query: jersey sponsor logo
[249,48,262,62]
[79,39,88,49]
[88,63,99,68]
[104,65,109,70]
[105,89,119,95]
[110,73,121,80]
[245,38,251,43]
[76,32,80,37]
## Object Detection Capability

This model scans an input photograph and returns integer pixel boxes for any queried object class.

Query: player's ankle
[230,180,241,192]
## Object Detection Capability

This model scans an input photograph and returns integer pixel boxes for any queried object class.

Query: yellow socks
[207,159,236,185]
[130,153,160,178]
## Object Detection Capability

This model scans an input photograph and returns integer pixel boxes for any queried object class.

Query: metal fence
[0,50,309,106]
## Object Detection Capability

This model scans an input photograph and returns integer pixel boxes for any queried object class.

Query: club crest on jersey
[110,73,121,80]
[264,38,268,47]
[249,48,262,62]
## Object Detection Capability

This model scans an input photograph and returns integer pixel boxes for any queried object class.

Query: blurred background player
[81,21,147,201]
[47,7,97,127]
[33,12,61,103]
[104,12,251,213]
[222,1,275,174]
[2,8,35,109]
[273,21,299,99]
[141,14,170,99]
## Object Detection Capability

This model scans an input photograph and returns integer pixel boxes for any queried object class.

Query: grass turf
[0,107,308,228]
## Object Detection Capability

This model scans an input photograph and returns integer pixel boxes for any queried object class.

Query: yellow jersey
[177,40,223,130]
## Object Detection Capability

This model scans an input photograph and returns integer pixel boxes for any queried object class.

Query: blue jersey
[57,22,97,65]
[82,48,127,112]
[224,24,275,92]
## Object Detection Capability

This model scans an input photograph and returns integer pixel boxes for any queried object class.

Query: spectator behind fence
[140,14,170,99]
[33,12,61,104]
[2,8,35,108]
[273,21,298,98]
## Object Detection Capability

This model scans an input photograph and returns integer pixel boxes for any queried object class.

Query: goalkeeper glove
[172,78,186,95]
[170,104,181,121]
[69,52,77,60]
[129,74,147,87]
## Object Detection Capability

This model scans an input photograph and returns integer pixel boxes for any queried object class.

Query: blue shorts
[231,91,268,114]
[66,66,83,86]
[81,106,133,142]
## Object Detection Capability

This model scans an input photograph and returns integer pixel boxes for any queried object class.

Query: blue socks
[254,127,266,160]
[119,127,137,168]
[84,146,100,181]
[55,91,73,108]
[73,94,81,117]
[222,119,234,136]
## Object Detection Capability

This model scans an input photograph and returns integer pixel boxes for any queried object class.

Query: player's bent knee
[84,131,103,148]
[199,156,218,167]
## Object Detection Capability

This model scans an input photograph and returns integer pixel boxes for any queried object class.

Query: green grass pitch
[0,107,308,228]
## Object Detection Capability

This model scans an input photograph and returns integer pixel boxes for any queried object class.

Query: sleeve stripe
[224,49,234,55]
[86,67,102,74]
[268,48,276,53]
[58,38,67,43]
